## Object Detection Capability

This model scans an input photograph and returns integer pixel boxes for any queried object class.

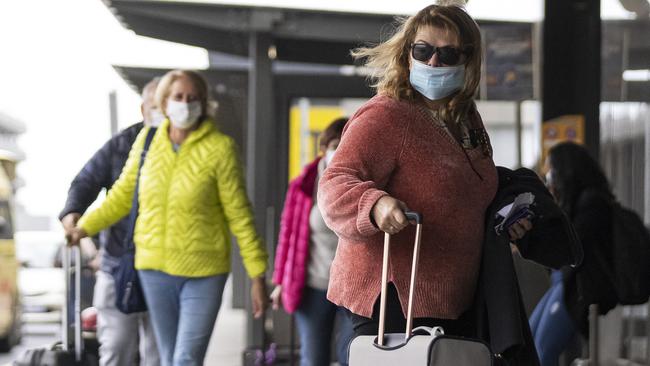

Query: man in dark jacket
[60,78,161,366]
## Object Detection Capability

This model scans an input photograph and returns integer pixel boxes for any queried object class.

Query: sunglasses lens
[412,44,462,65]
[412,44,434,62]
[438,47,461,66]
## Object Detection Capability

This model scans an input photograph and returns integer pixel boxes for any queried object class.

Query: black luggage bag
[14,245,98,366]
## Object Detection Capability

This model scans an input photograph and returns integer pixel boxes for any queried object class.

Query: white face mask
[166,100,202,129]
[409,57,465,100]
[545,170,554,188]
[324,149,336,165]
[147,108,165,128]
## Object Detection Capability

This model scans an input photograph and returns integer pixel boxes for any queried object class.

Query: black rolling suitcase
[14,245,98,366]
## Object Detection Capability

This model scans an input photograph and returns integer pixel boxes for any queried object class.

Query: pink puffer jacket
[272,158,320,313]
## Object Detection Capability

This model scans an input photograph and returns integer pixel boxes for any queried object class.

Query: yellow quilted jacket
[78,119,268,278]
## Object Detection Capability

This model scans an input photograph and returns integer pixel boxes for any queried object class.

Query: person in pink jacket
[271,117,354,366]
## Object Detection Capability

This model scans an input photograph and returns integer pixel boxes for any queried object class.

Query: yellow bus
[0,155,20,352]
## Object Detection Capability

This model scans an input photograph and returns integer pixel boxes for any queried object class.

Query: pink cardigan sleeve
[272,180,299,285]
[317,100,410,241]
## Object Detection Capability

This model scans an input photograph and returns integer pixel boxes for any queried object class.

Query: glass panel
[600,102,649,221]
[476,100,541,169]
[601,5,650,222]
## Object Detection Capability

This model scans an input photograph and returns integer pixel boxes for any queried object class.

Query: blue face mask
[409,58,465,100]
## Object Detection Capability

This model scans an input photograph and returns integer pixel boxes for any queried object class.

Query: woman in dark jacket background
[530,142,618,366]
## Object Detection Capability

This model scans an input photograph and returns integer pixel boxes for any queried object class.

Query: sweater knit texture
[78,118,268,278]
[318,94,498,319]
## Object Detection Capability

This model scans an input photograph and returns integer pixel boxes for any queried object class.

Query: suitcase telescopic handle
[62,243,83,362]
[377,210,424,346]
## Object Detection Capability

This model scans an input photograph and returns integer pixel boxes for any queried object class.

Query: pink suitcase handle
[378,211,423,346]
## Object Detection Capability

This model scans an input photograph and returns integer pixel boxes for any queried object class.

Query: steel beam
[543,0,601,157]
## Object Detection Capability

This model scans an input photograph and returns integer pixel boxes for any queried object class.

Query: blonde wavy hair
[155,69,214,121]
[352,4,482,124]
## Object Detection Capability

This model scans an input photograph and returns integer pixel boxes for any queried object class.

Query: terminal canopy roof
[106,1,650,101]
[105,0,398,65]
[106,1,542,100]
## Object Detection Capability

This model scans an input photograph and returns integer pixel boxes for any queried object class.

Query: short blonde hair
[155,69,210,119]
[352,4,482,124]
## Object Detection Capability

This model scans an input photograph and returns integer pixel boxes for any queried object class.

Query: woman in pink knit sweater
[318,3,532,339]
[271,118,354,366]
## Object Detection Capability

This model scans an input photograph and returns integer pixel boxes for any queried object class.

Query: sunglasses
[411,43,464,66]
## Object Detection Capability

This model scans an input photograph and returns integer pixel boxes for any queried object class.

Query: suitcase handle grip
[378,211,423,346]
[404,211,422,224]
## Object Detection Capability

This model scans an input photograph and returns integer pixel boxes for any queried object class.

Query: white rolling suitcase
[348,211,494,365]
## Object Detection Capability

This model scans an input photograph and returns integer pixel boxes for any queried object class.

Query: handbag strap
[124,127,157,251]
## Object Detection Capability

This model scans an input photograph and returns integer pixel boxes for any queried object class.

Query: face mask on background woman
[409,58,465,100]
[325,149,336,165]
[147,108,166,128]
[166,100,202,129]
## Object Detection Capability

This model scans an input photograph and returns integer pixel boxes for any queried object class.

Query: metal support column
[109,91,118,137]
[245,30,275,349]
[515,101,523,168]
[543,0,601,158]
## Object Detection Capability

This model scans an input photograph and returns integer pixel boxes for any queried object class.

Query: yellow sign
[288,105,345,181]
[541,114,585,165]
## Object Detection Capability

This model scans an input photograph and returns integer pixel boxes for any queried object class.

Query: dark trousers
[344,283,474,338]
[294,286,354,366]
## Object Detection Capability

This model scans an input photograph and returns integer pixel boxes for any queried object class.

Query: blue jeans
[529,270,576,366]
[294,286,355,366]
[138,270,228,366]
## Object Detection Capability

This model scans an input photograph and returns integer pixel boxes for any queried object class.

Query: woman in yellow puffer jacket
[71,69,268,366]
